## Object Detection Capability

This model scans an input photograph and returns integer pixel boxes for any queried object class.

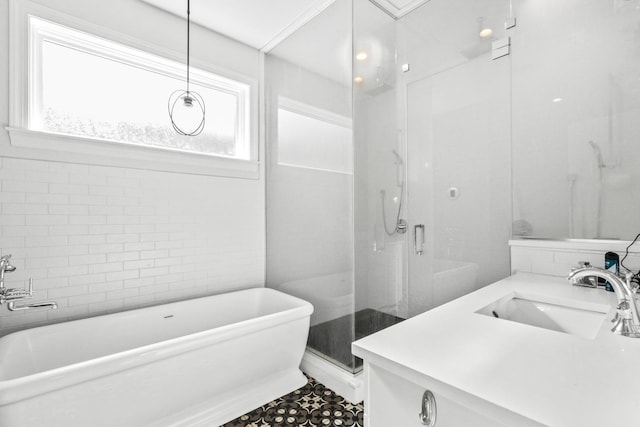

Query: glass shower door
[265,0,356,372]
[351,0,406,373]
[402,0,513,317]
[266,0,514,377]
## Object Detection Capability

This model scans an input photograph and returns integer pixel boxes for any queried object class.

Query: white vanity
[352,273,640,426]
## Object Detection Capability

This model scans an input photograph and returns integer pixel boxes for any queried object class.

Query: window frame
[7,0,260,179]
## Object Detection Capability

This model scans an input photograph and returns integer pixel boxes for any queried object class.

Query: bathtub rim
[0,287,313,406]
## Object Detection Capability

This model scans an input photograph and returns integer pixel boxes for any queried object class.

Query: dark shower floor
[307,308,405,372]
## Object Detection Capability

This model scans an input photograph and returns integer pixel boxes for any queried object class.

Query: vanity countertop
[352,273,640,426]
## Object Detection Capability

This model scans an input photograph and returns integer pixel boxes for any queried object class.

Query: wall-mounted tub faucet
[0,254,57,311]
[568,267,640,337]
[7,299,58,311]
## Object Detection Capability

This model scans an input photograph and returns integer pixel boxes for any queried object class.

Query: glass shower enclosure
[264,0,357,372]
[266,0,513,375]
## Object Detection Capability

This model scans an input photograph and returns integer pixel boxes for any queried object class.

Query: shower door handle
[414,224,425,256]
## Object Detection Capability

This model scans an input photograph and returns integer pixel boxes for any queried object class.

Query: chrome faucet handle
[2,279,34,301]
[0,254,16,272]
[620,270,640,295]
[610,272,633,324]
[611,300,640,338]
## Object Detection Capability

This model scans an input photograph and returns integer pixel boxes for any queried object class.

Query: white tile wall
[510,239,640,277]
[265,54,352,287]
[0,157,265,336]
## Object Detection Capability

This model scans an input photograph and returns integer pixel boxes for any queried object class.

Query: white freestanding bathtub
[0,288,313,427]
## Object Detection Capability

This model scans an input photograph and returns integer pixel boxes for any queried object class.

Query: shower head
[587,140,600,150]
[587,140,606,168]
[392,149,403,166]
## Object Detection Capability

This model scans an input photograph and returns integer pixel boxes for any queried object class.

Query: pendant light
[168,0,205,136]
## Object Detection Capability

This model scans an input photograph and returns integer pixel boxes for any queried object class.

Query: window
[30,17,250,159]
[7,2,259,178]
[277,98,352,174]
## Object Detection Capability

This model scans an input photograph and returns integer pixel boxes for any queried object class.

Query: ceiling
[141,0,340,51]
[141,0,430,51]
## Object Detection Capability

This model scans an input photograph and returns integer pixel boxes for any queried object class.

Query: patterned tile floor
[222,375,364,427]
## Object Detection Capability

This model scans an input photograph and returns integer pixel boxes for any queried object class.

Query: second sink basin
[476,293,609,339]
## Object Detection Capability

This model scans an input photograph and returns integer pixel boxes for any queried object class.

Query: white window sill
[4,127,260,179]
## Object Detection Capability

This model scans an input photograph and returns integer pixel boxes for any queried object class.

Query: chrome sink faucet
[0,254,57,311]
[568,267,640,337]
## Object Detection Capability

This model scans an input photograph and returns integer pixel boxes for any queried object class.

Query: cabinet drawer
[365,364,522,427]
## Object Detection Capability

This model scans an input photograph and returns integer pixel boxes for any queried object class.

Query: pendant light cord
[186,0,191,94]
[167,0,205,136]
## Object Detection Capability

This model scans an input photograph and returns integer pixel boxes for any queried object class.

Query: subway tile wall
[510,239,640,277]
[0,157,265,336]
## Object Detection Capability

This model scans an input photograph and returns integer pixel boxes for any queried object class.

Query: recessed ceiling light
[552,97,563,103]
[479,28,493,38]
[354,76,364,84]
[355,51,368,61]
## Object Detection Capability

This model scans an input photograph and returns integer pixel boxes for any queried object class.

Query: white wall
[0,0,265,335]
[403,56,512,315]
[264,58,352,286]
[511,0,640,239]
[510,239,640,278]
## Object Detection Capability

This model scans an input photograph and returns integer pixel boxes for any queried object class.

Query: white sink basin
[476,293,609,339]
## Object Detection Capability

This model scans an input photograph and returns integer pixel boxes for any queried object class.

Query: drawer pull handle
[418,389,437,426]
